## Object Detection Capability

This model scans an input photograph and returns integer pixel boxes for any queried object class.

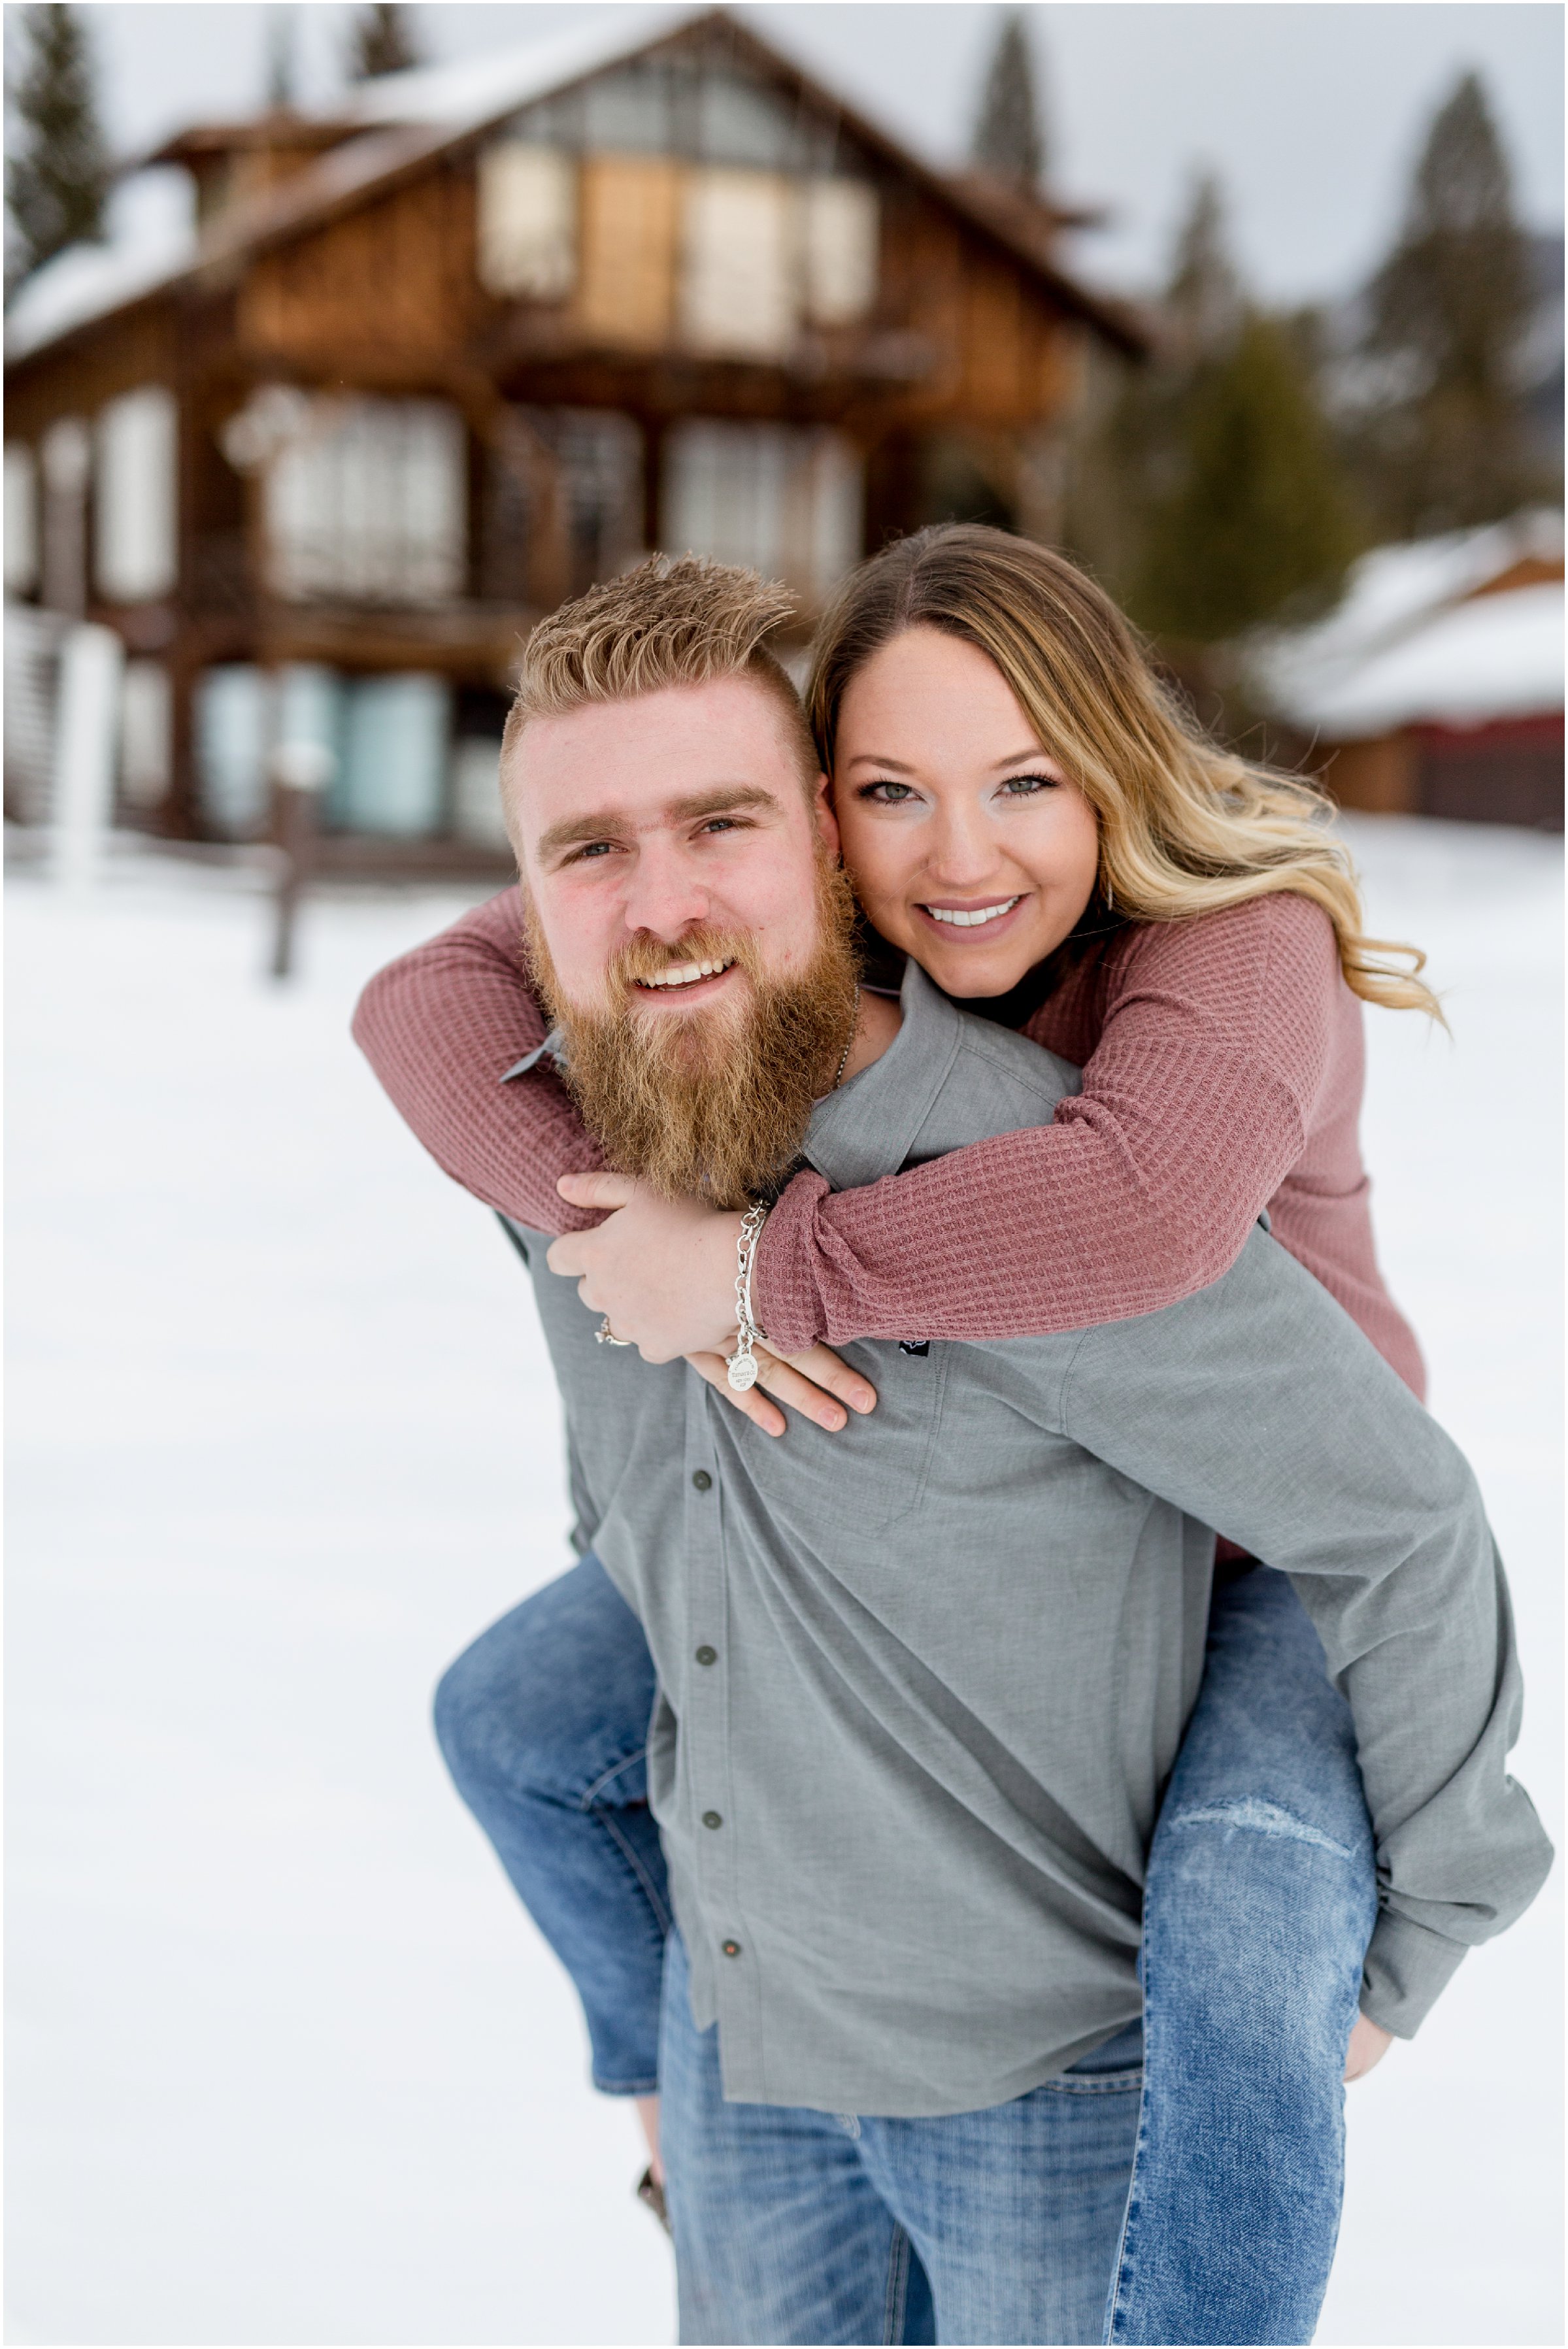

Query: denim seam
[884,2222,912,2345]
[590,1803,676,1938]
[578,1746,654,1809]
[1103,1973,1156,2344]
[590,2069,661,2097]
[1041,2071,1143,2096]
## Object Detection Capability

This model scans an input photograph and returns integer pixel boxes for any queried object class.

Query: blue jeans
[661,1927,1144,2346]
[435,1559,1376,2345]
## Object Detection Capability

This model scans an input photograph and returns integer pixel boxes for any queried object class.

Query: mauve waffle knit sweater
[352,884,1425,1399]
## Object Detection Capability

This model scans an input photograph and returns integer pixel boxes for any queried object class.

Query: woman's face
[832,625,1101,999]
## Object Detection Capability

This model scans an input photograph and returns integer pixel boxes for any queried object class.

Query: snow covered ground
[6,816,1561,2347]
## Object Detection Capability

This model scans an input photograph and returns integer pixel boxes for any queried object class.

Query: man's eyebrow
[667,784,781,823]
[535,807,635,860]
[535,784,781,860]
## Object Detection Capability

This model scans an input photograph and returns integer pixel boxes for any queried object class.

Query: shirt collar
[502,1030,565,1082]
[802,961,963,1191]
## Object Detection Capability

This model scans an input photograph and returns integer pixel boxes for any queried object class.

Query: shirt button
[721,1939,742,1958]
[692,1469,712,1491]
[702,1810,723,1829]
[695,1644,718,1666]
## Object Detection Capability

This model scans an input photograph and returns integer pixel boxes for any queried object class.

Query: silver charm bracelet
[726,1204,770,1392]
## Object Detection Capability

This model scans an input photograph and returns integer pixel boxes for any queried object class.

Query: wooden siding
[239,169,471,363]
[576,156,682,347]
[3,305,178,442]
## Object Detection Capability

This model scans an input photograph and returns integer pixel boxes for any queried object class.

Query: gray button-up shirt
[503,962,1550,2117]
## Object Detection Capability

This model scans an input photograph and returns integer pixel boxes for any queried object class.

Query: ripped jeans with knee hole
[434,1559,1376,2348]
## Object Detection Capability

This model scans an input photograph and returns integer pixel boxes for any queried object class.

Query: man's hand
[547,1174,749,1359]
[1344,2014,1393,2082]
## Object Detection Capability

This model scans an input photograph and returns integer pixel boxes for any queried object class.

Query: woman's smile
[916,893,1029,935]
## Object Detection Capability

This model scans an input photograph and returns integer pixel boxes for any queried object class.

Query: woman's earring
[1103,874,1114,912]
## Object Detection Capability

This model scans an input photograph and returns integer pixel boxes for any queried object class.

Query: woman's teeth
[924,898,1021,929]
[638,958,736,990]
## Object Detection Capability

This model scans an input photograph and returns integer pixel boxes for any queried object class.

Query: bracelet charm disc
[726,1203,769,1395]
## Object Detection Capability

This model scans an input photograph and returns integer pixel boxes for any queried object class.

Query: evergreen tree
[1351,72,1544,534]
[5,4,109,288]
[348,3,422,82]
[1163,169,1244,363]
[1066,171,1361,650]
[1135,311,1361,643]
[971,10,1045,192]
[1063,173,1243,604]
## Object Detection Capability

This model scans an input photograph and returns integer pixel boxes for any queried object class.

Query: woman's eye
[860,780,918,805]
[998,773,1057,799]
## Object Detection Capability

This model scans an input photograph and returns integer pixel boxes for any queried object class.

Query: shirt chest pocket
[716,1340,952,1539]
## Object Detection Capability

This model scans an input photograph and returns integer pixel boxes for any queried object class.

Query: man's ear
[811,773,841,861]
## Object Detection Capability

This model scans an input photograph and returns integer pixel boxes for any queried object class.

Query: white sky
[22,2,1568,301]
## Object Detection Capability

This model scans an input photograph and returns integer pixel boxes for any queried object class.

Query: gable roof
[7,4,1147,367]
[1252,510,1565,737]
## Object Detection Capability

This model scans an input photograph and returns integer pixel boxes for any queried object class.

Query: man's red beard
[525,858,860,1209]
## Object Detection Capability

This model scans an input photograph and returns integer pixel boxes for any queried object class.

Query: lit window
[477,144,576,301]
[663,420,862,602]
[95,388,178,603]
[801,182,878,327]
[265,399,466,605]
[681,170,795,359]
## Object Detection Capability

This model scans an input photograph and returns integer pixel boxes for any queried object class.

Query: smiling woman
[833,627,1103,999]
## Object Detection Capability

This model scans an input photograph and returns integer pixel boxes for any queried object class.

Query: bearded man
[357,558,1546,2346]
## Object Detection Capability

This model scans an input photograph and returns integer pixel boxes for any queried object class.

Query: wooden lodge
[3,5,1143,865]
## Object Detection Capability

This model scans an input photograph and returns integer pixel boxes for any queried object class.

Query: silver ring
[595,1316,634,1347]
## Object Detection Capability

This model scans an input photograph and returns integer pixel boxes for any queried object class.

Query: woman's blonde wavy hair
[806,525,1440,1018]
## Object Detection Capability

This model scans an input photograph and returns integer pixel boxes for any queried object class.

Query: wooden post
[268,739,333,980]
[642,416,667,555]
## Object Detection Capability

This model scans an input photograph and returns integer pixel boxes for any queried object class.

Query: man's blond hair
[501,555,818,816]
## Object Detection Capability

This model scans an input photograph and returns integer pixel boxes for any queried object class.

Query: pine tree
[1063,173,1243,604]
[1163,170,1244,364]
[1065,172,1361,650]
[348,3,422,82]
[1350,72,1544,534]
[1135,311,1362,643]
[971,10,1044,192]
[5,4,109,289]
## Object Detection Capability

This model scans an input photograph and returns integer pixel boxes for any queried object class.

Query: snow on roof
[340,3,703,130]
[1280,580,1563,737]
[6,11,699,365]
[5,170,197,363]
[1252,511,1565,738]
[5,0,1133,367]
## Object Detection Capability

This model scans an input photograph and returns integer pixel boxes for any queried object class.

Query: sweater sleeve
[351,886,604,1235]
[753,894,1339,1353]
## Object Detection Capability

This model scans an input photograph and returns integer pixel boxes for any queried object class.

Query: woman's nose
[922,807,1001,888]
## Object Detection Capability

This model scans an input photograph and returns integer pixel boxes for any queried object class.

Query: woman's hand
[546,1173,763,1362]
[687,1342,878,1438]
[1344,2014,1393,2082]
